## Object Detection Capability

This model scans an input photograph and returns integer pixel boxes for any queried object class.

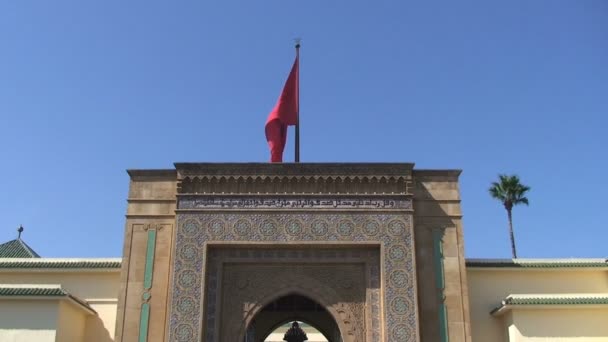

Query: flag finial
[294,38,301,49]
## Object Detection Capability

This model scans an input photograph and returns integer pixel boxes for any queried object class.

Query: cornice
[413,169,462,178]
[178,175,413,195]
[175,163,415,195]
[174,162,414,177]
[127,169,177,181]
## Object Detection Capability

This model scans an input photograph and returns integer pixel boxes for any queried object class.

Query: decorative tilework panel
[168,211,417,342]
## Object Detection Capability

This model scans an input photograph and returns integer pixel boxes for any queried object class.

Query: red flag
[265,56,299,162]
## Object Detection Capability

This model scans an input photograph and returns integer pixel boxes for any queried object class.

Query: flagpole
[295,39,301,163]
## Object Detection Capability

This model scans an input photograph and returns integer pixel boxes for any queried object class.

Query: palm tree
[489,174,530,258]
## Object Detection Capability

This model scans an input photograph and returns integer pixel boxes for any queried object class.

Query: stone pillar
[114,170,177,342]
[413,170,472,342]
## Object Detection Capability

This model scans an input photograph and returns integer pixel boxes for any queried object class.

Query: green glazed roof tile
[491,294,608,315]
[466,258,608,268]
[503,296,608,305]
[0,286,66,296]
[0,258,121,269]
[0,285,96,314]
[0,239,40,258]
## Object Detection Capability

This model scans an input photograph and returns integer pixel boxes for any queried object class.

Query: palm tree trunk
[507,209,517,258]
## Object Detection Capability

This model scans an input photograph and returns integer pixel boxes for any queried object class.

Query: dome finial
[17,225,24,239]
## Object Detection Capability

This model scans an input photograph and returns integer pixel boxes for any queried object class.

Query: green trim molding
[139,225,159,342]
[139,303,151,342]
[433,230,445,289]
[432,229,449,342]
[143,230,157,290]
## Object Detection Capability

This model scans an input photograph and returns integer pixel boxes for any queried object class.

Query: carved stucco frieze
[178,196,412,210]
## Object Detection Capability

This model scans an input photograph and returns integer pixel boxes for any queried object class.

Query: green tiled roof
[0,286,66,296]
[466,258,608,268]
[0,285,96,314]
[0,239,40,258]
[491,294,608,315]
[0,258,121,269]
[502,296,608,306]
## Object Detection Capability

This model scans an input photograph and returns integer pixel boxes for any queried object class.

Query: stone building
[1,162,607,342]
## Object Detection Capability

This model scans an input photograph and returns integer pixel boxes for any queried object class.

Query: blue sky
[1,1,606,258]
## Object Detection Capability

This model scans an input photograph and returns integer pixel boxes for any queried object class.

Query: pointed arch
[236,286,353,342]
[253,300,335,342]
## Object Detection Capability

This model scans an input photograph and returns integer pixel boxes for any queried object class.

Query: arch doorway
[244,294,343,342]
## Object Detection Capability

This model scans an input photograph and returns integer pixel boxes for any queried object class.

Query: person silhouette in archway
[283,321,308,342]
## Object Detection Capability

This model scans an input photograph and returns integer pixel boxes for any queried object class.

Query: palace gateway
[114,163,470,342]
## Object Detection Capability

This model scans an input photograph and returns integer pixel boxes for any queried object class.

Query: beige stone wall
[115,170,177,342]
[412,170,471,342]
[509,308,608,342]
[0,270,120,340]
[468,268,608,341]
[0,297,106,342]
[0,300,58,342]
[85,301,117,342]
[56,301,86,342]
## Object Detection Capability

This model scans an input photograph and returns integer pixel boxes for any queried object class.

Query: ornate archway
[244,294,341,342]
[230,273,361,342]
[118,163,472,342]
[201,246,376,342]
